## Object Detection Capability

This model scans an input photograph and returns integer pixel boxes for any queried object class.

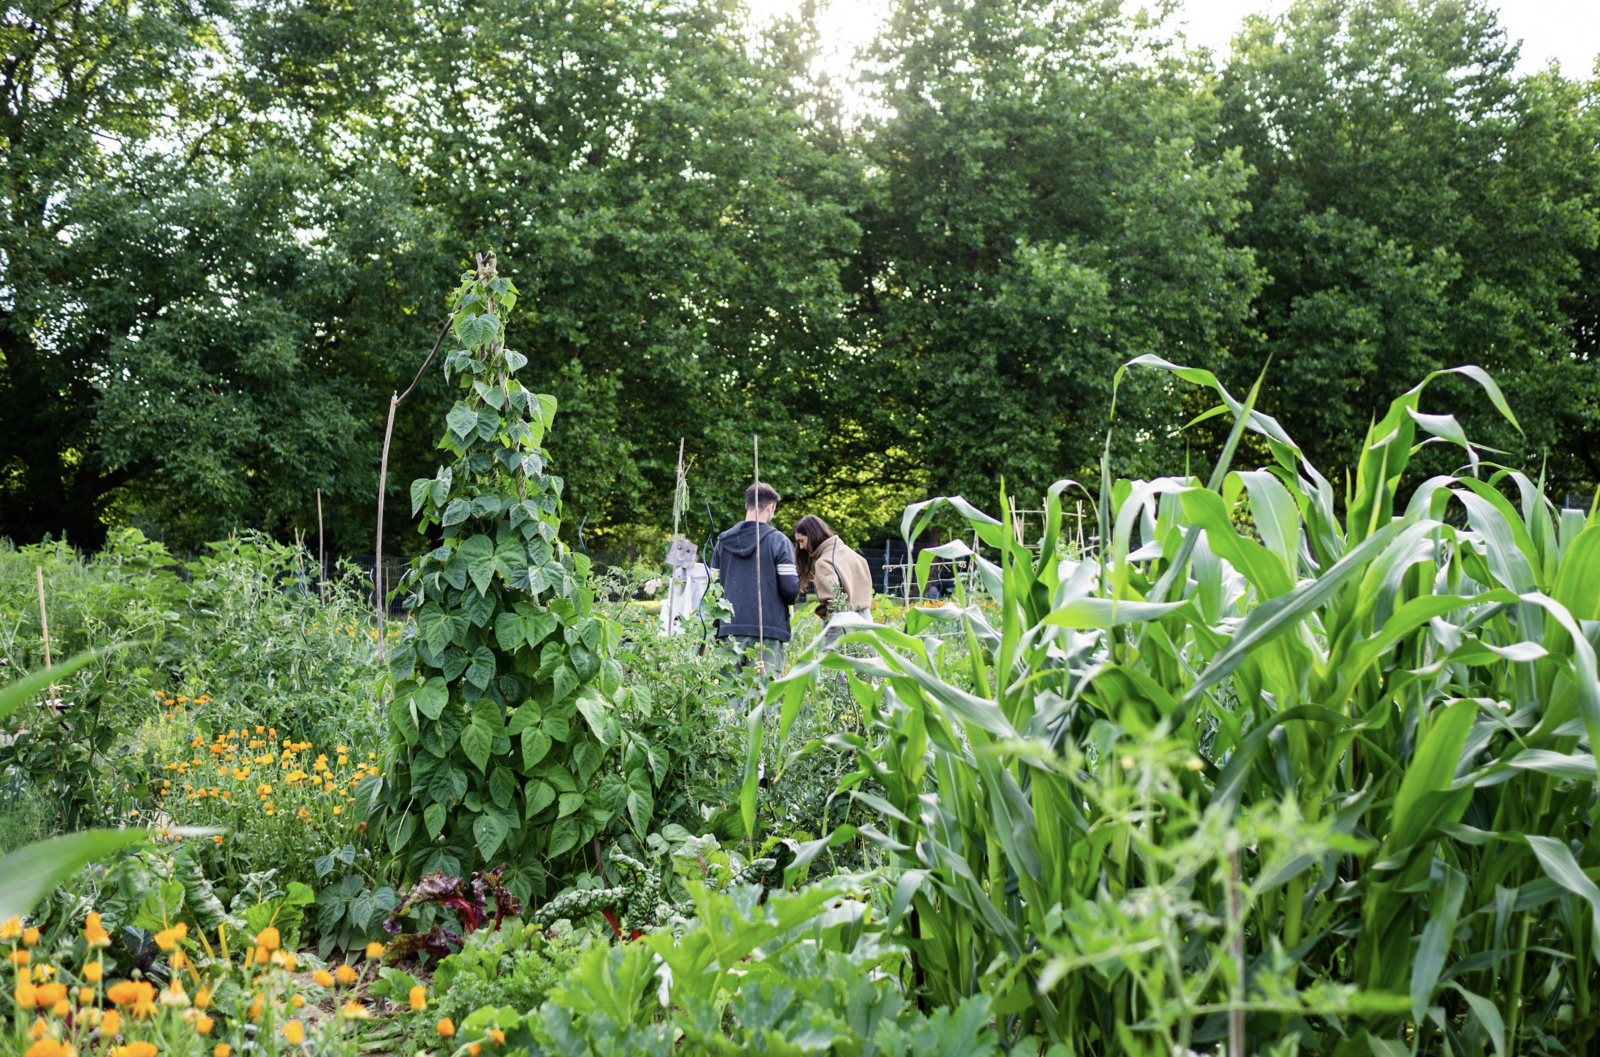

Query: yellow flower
[51,1000,69,1017]
[14,982,38,1008]
[160,979,189,1009]
[83,962,102,983]
[195,988,211,1009]
[22,928,40,947]
[334,964,356,985]
[153,929,178,951]
[364,942,384,959]
[11,949,31,966]
[332,806,342,816]
[195,1015,214,1035]
[100,1010,122,1035]
[212,836,224,845]
[170,951,187,969]
[469,1044,481,1056]
[488,1029,505,1045]
[214,1045,231,1057]
[408,985,426,1011]
[257,926,280,951]
[312,970,333,988]
[291,994,304,1009]
[78,988,94,1005]
[338,999,369,1020]
[35,984,66,1006]
[436,1018,456,1038]
[282,1021,305,1044]
[0,917,21,940]
[253,946,268,965]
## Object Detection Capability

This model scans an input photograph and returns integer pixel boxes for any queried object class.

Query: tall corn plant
[750,358,1600,1056]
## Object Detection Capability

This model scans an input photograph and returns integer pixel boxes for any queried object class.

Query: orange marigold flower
[488,1029,505,1045]
[100,1010,122,1035]
[25,1040,71,1057]
[214,1045,231,1057]
[256,927,280,951]
[78,988,94,1005]
[291,994,304,1009]
[51,1000,69,1017]
[110,1042,156,1057]
[281,1021,305,1044]
[22,928,40,947]
[212,835,224,845]
[35,984,66,1006]
[14,982,38,1008]
[83,962,103,983]
[152,929,178,951]
[436,1018,455,1038]
[106,981,156,1017]
[84,914,110,949]
[195,1015,214,1035]
[334,965,356,985]
[364,942,384,959]
[312,970,333,988]
[338,1000,369,1020]
[408,986,426,1012]
[253,946,268,965]
[0,917,21,940]
[469,1044,481,1056]
[11,950,31,966]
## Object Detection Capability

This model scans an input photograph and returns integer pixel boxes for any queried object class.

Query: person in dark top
[712,482,799,674]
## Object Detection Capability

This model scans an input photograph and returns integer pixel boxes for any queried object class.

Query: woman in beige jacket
[793,515,873,620]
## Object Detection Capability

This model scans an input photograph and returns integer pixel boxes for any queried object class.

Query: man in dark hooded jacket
[712,482,799,673]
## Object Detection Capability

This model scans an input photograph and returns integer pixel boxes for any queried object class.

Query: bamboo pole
[35,567,58,710]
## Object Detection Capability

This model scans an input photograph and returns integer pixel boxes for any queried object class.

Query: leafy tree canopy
[2,0,1598,553]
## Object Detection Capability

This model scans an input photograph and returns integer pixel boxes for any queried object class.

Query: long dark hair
[792,514,834,590]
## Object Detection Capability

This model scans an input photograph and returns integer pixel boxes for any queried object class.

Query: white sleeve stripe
[776,563,797,575]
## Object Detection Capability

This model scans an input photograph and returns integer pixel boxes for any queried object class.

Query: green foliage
[378,257,662,901]
[750,360,1600,1052]
[842,0,1262,507]
[1212,0,1600,490]
[523,880,1000,1057]
[415,924,591,1045]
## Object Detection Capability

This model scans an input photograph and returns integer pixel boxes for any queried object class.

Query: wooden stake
[317,488,326,604]
[673,438,685,542]
[1229,847,1245,1057]
[753,435,763,672]
[35,567,58,710]
[376,390,398,659]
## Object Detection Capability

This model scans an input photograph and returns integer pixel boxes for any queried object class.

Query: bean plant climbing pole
[373,253,663,903]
